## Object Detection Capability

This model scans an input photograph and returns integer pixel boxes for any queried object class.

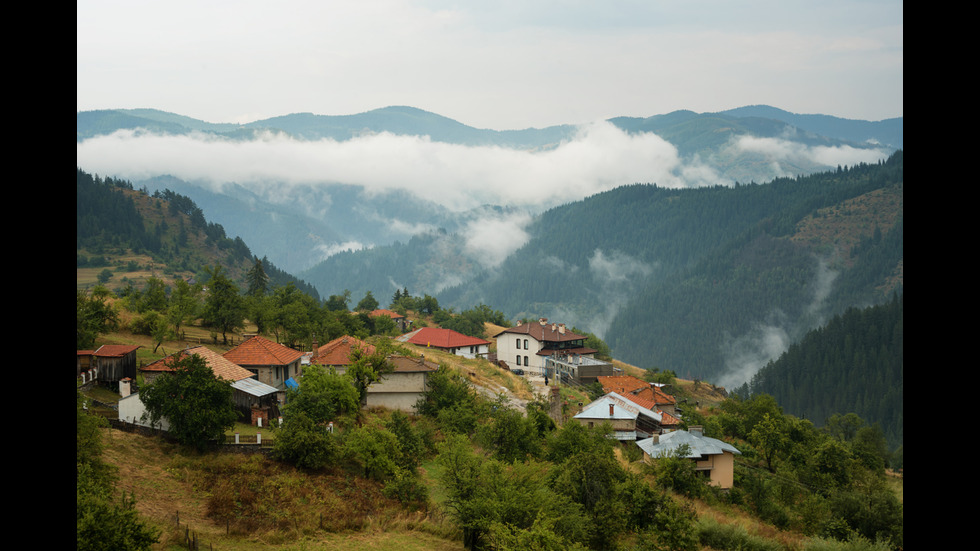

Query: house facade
[82,344,140,384]
[493,318,597,375]
[573,392,664,442]
[397,327,490,359]
[635,426,742,489]
[363,354,439,413]
[223,336,305,393]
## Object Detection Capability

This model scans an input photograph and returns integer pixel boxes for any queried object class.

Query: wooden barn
[87,344,141,385]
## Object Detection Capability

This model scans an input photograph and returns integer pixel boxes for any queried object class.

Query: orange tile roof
[401,327,490,349]
[369,309,405,319]
[223,336,304,367]
[141,346,255,382]
[598,375,676,406]
[310,336,376,366]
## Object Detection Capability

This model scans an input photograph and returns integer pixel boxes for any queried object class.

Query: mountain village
[78,310,743,490]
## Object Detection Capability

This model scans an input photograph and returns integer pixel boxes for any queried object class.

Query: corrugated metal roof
[636,430,741,459]
[573,392,663,423]
[231,377,280,398]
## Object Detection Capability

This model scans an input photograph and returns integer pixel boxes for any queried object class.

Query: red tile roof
[400,327,490,349]
[223,336,304,367]
[493,319,586,343]
[310,336,375,366]
[141,346,254,382]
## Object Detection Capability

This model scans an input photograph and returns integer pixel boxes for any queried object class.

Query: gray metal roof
[636,429,741,459]
[573,392,663,423]
[230,377,279,398]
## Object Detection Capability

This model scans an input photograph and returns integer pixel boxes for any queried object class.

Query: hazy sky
[77,0,903,130]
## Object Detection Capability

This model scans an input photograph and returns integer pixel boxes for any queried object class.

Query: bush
[696,517,783,551]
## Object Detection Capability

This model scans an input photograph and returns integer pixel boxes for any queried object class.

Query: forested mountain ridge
[735,294,903,449]
[76,168,318,298]
[435,153,902,386]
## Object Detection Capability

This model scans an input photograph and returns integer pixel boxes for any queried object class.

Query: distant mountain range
[77,104,902,150]
[76,104,902,275]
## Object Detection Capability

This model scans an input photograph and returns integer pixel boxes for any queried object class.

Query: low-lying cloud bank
[75,120,886,215]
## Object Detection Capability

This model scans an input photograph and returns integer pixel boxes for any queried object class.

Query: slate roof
[141,346,255,382]
[310,336,375,366]
[636,429,741,459]
[397,327,490,349]
[223,336,304,367]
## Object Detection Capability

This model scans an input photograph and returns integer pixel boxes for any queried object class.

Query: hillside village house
[128,346,280,426]
[573,392,666,442]
[363,354,439,413]
[597,375,682,429]
[635,426,742,489]
[78,344,140,384]
[493,318,598,375]
[368,309,411,332]
[223,336,304,401]
[308,335,376,370]
[397,327,491,359]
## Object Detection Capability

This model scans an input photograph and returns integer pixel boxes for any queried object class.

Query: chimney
[689,425,703,436]
[539,318,547,325]
[558,323,565,334]
[119,377,132,398]
[516,320,522,326]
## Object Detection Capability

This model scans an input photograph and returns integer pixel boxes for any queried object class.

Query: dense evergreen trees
[735,294,904,449]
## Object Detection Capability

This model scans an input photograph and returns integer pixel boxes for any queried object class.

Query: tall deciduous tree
[77,285,119,349]
[167,277,201,340]
[139,353,238,451]
[202,265,245,345]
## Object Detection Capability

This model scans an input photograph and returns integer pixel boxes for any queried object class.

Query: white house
[493,318,597,375]
[397,327,491,359]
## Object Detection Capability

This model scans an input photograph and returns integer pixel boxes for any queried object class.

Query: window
[524,355,529,367]
[523,339,528,349]
[516,356,522,366]
[516,338,521,349]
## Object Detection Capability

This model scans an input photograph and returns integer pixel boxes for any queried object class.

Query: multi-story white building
[492,318,598,374]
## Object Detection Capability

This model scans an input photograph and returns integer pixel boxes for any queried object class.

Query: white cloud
[463,211,533,269]
[75,122,720,213]
[728,134,891,177]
